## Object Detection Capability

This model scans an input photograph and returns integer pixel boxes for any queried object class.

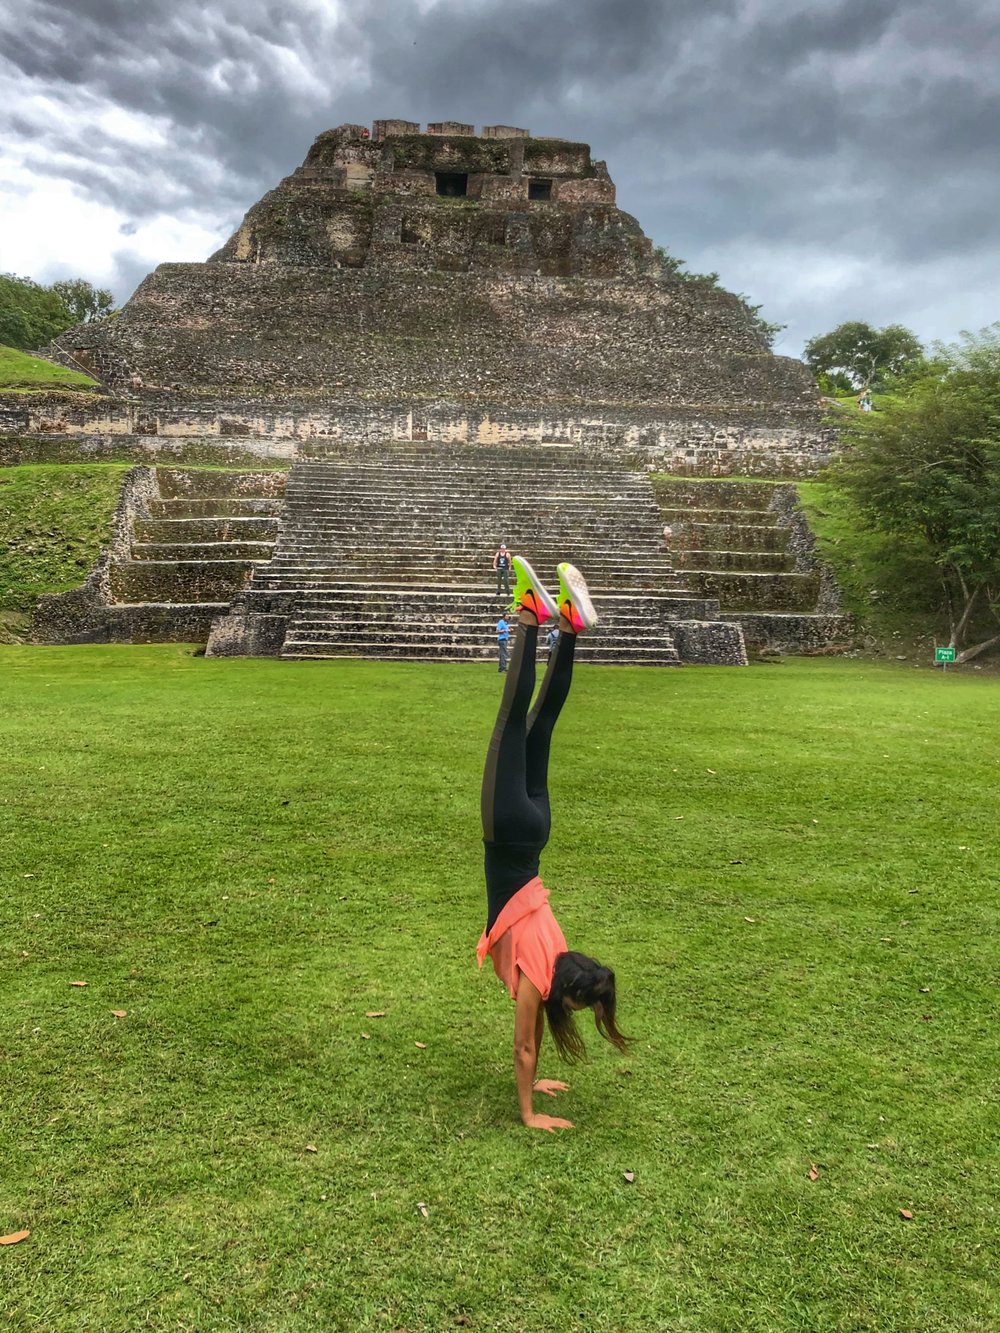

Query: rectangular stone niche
[435,171,468,197]
[528,178,553,201]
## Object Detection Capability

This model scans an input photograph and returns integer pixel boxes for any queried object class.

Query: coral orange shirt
[476,877,567,1000]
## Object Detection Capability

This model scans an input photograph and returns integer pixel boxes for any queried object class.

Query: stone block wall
[51,265,819,411]
[1,390,834,478]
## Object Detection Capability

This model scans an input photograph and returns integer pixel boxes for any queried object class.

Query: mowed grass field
[1,648,997,1332]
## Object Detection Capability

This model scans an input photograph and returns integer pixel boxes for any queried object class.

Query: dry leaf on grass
[416,1202,429,1218]
[111,1010,127,1019]
[899,1208,914,1220]
[361,1032,371,1040]
[623,1170,636,1183]
[808,1164,820,1181]
[0,1230,30,1245]
[305,1144,318,1153]
[919,987,931,993]
[365,1011,386,1018]
[415,1041,428,1049]
[69,981,88,988]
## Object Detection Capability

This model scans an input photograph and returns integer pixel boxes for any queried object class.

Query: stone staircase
[653,478,853,651]
[32,466,287,644]
[116,469,284,627]
[211,442,743,664]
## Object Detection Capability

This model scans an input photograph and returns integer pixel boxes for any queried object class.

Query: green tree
[833,325,1000,662]
[49,278,116,324]
[804,320,923,390]
[0,273,73,350]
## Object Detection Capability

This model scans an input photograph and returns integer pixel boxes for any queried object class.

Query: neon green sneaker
[510,556,558,626]
[556,562,598,633]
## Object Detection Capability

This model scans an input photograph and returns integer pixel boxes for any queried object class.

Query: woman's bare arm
[513,976,573,1131]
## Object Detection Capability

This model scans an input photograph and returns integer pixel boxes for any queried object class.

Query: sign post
[935,646,956,671]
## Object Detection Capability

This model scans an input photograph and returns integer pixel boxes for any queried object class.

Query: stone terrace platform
[207,442,746,665]
[653,478,854,653]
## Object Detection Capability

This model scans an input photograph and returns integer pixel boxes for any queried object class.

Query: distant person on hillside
[858,390,873,412]
[493,543,512,597]
[546,624,560,656]
[478,556,628,1132]
[496,614,510,673]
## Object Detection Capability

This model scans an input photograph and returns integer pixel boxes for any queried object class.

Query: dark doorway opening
[435,172,468,197]
[528,178,553,201]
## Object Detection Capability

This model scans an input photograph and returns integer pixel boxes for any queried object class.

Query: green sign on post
[935,646,956,668]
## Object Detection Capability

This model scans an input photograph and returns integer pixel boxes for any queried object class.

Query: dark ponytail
[545,950,630,1063]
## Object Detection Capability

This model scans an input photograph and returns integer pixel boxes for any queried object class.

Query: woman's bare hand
[524,1112,574,1132]
[533,1080,570,1098]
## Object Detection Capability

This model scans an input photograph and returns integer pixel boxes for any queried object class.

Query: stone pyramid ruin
[24,119,848,662]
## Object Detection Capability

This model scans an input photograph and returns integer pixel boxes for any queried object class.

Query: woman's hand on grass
[533,1079,569,1098]
[524,1112,574,1132]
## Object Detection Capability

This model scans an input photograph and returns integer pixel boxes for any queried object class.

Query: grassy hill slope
[0,464,129,628]
[0,344,99,392]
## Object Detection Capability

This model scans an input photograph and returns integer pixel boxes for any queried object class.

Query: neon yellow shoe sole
[511,556,558,625]
[556,562,598,633]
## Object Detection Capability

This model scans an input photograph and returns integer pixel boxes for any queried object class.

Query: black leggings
[481,622,577,930]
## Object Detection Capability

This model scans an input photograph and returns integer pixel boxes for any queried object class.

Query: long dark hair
[545,950,630,1063]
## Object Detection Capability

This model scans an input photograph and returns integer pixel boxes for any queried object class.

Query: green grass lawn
[1,650,997,1331]
[0,345,98,392]
[0,464,130,619]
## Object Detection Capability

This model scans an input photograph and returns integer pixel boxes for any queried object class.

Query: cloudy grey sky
[1,0,997,356]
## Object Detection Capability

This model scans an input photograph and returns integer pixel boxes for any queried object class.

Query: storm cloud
[1,0,997,353]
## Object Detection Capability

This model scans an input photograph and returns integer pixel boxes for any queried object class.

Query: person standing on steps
[478,556,629,1132]
[496,614,510,673]
[493,543,512,598]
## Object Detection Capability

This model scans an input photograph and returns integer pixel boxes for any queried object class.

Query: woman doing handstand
[477,557,628,1132]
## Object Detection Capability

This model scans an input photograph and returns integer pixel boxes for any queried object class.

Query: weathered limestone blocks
[684,569,822,612]
[722,612,854,652]
[206,608,288,657]
[483,125,529,139]
[670,620,748,666]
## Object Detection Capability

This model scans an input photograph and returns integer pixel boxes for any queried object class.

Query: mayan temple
[15,120,849,663]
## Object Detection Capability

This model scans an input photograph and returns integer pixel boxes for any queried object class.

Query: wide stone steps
[134,517,280,542]
[672,523,790,553]
[652,479,782,509]
[282,602,688,663]
[279,589,687,664]
[148,498,285,518]
[196,452,752,665]
[291,461,651,482]
[673,549,795,573]
[684,569,821,612]
[253,573,686,595]
[280,591,718,622]
[286,476,650,495]
[262,549,677,570]
[241,592,720,622]
[280,521,667,541]
[156,469,287,499]
[282,640,682,665]
[133,541,276,561]
[660,506,777,525]
[111,560,263,603]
